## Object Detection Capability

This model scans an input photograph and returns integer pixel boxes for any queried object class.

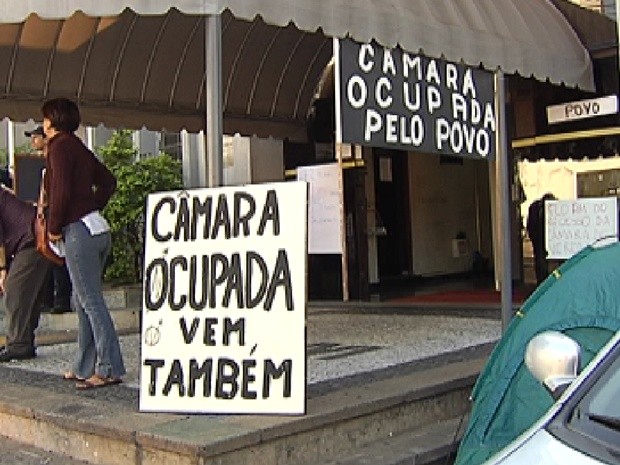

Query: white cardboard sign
[546,197,618,260]
[297,163,343,254]
[140,182,308,414]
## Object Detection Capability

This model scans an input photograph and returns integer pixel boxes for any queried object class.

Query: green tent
[455,242,620,465]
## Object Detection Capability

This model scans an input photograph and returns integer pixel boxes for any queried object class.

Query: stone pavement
[6,307,501,390]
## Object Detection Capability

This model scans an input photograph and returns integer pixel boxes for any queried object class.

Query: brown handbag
[35,172,65,266]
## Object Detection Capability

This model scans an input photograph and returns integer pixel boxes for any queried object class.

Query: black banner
[336,39,496,159]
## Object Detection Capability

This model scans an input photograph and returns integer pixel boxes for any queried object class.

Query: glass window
[551,341,620,464]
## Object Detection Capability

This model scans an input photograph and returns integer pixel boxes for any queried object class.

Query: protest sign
[546,197,618,259]
[297,163,343,254]
[335,38,496,159]
[140,181,308,414]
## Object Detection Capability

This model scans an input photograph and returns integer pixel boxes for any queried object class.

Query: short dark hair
[41,98,81,133]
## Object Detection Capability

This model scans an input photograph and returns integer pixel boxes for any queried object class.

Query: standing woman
[42,97,125,389]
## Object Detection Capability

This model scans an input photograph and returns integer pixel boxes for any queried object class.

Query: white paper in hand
[48,240,66,257]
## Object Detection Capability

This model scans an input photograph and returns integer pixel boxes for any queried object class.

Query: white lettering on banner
[452,94,485,125]
[347,76,367,109]
[435,119,491,156]
[376,77,393,108]
[426,59,440,85]
[364,109,425,146]
[403,82,421,111]
[427,86,442,114]
[382,48,397,75]
[402,53,417,78]
[358,44,374,72]
[483,104,497,132]
[462,69,476,98]
[386,114,398,142]
[365,109,382,141]
[446,64,458,91]
[351,47,480,108]
[337,38,497,158]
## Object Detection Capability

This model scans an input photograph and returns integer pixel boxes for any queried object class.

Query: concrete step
[36,307,140,335]
[322,416,466,465]
[0,433,93,465]
[0,355,485,465]
[0,285,142,340]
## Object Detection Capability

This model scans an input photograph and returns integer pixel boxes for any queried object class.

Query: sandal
[63,371,84,381]
[75,374,122,390]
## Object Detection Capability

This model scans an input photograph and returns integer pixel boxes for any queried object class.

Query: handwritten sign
[297,163,343,254]
[140,182,308,414]
[546,197,618,259]
[335,38,496,159]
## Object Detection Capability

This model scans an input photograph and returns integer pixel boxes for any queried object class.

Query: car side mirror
[525,331,581,400]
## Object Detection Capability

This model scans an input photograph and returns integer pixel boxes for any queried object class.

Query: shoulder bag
[34,171,65,266]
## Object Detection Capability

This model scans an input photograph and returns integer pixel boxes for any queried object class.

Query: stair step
[323,416,466,465]
[36,307,140,334]
[0,286,142,339]
[0,357,484,465]
[0,433,93,465]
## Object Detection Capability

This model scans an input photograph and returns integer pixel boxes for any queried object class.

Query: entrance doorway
[374,149,412,279]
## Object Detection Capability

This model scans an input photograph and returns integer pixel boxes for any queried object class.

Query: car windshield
[559,338,620,462]
[581,346,620,430]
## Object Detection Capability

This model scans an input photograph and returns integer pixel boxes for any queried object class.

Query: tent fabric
[0,1,594,135]
[455,243,620,465]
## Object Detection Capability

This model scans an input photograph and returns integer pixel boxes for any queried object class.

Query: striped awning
[0,0,594,136]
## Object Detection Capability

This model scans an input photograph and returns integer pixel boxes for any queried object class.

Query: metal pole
[474,167,482,253]
[495,70,513,332]
[205,14,223,187]
[7,119,14,174]
[335,143,349,302]
[333,38,349,301]
[616,0,620,82]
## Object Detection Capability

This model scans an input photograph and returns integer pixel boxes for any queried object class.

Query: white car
[483,329,620,465]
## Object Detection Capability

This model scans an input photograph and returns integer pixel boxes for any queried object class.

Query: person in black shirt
[42,98,124,388]
[25,126,73,314]
[0,166,11,190]
[0,187,51,361]
[526,193,556,285]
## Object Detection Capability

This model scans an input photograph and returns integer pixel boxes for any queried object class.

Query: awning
[0,1,594,136]
[548,0,618,58]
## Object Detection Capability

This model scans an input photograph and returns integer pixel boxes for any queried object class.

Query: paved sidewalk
[3,307,501,390]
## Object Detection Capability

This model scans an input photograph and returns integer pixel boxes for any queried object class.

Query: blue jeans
[64,221,125,379]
